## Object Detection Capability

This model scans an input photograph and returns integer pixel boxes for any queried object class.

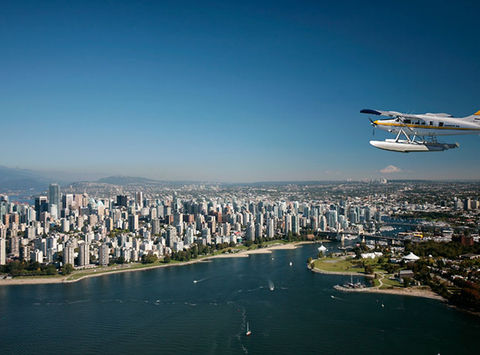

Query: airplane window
[439,122,444,127]
[430,121,433,125]
[404,119,411,124]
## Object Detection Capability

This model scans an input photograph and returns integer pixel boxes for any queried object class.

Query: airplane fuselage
[374,115,480,136]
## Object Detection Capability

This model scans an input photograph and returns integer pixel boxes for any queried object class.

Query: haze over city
[2,1,480,182]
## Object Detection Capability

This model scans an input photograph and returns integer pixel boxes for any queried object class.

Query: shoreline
[311,266,445,301]
[311,266,444,301]
[311,267,374,278]
[0,241,316,286]
[333,284,445,301]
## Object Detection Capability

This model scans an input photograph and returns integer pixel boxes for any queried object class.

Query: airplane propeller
[369,118,376,136]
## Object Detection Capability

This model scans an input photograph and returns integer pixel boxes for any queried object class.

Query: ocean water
[0,242,478,354]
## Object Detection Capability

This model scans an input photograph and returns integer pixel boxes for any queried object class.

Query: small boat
[289,262,293,266]
[193,280,198,284]
[246,322,252,336]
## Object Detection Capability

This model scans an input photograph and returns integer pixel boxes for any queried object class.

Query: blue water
[0,243,478,354]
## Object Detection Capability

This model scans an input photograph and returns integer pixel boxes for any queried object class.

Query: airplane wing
[360,109,418,120]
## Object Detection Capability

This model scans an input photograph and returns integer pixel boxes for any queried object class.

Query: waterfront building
[267,218,275,239]
[166,226,177,248]
[63,242,75,266]
[246,222,255,241]
[30,249,43,263]
[284,214,292,235]
[0,238,6,265]
[292,215,300,235]
[255,223,262,239]
[99,244,109,266]
[10,236,20,257]
[78,242,90,266]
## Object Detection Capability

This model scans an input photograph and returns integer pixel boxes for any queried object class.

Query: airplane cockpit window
[404,119,411,124]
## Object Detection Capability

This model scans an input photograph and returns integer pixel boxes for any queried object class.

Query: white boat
[246,322,252,336]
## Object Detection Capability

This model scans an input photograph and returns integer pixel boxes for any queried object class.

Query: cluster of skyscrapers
[2,182,474,270]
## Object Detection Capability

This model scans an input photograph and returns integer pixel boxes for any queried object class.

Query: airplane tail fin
[463,110,480,122]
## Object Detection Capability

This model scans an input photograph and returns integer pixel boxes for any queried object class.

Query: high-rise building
[128,214,139,232]
[135,191,143,208]
[48,184,61,217]
[61,218,70,233]
[152,218,160,235]
[34,196,48,221]
[99,244,109,266]
[166,226,177,248]
[63,194,74,210]
[116,195,128,207]
[464,198,472,211]
[284,214,292,235]
[30,249,43,263]
[255,223,263,239]
[246,222,255,241]
[63,242,75,266]
[292,215,300,235]
[327,210,338,229]
[267,218,275,239]
[10,236,20,257]
[0,238,6,265]
[78,242,90,266]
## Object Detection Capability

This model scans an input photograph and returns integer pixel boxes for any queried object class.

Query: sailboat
[246,322,252,336]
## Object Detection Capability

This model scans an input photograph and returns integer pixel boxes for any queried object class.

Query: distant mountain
[0,166,49,192]
[96,176,160,185]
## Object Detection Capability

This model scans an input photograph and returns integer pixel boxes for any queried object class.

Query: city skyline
[2,1,480,181]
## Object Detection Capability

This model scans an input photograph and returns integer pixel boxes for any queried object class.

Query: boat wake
[193,277,208,284]
[268,280,275,291]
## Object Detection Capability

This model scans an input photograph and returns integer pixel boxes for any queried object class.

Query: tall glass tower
[48,183,61,215]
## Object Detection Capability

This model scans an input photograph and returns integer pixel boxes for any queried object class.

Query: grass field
[380,277,403,289]
[313,257,366,274]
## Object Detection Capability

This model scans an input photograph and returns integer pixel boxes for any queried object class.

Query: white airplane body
[360,108,480,152]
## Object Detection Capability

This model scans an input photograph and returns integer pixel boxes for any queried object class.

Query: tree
[142,254,158,264]
[163,254,171,264]
[45,264,57,275]
[403,277,412,288]
[62,264,74,275]
[364,265,374,274]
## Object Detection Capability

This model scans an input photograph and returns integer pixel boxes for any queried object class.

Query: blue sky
[1,0,480,182]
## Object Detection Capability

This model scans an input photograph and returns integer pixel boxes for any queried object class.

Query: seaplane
[361,108,480,152]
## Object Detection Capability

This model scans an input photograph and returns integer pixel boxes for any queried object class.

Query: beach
[333,283,445,301]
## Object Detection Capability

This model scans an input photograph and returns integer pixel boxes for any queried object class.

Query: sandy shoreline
[0,241,314,286]
[311,267,444,301]
[334,285,445,301]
